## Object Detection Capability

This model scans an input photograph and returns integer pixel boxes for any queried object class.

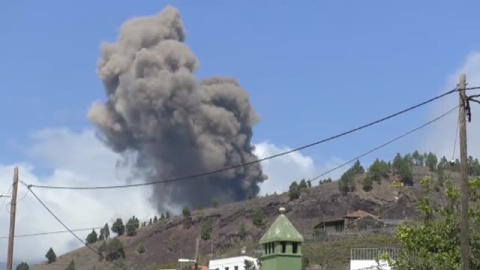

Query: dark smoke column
[88,6,266,210]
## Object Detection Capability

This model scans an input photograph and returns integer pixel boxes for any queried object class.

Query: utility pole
[459,74,469,270]
[194,237,200,270]
[7,167,19,270]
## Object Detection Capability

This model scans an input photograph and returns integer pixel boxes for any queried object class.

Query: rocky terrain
[31,165,457,270]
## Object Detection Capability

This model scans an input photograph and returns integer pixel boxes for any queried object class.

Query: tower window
[292,242,298,254]
[281,241,286,253]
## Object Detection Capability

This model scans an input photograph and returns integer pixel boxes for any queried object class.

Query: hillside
[30,163,456,270]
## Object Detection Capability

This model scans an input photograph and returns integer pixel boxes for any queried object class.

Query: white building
[350,248,396,270]
[208,256,259,270]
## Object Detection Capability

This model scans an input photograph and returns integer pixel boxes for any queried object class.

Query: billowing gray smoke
[88,6,266,210]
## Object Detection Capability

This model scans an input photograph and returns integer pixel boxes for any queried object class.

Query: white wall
[351,260,391,270]
[209,256,258,270]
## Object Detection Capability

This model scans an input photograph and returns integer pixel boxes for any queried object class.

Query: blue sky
[1,0,480,171]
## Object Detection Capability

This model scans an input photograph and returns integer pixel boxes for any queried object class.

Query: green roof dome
[260,208,304,244]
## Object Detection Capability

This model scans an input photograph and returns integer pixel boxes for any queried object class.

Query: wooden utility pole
[194,238,200,270]
[459,74,469,270]
[6,167,19,270]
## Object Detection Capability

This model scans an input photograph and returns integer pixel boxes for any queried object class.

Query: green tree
[382,177,480,269]
[103,223,110,239]
[153,216,158,223]
[133,216,140,229]
[362,175,373,191]
[338,162,362,193]
[105,238,125,261]
[368,159,390,183]
[239,223,247,240]
[353,160,365,174]
[137,243,145,254]
[398,158,413,186]
[289,181,300,200]
[45,247,57,264]
[438,156,448,171]
[182,206,191,218]
[252,209,265,228]
[166,211,171,219]
[149,218,153,225]
[299,179,308,190]
[201,219,214,240]
[211,199,219,208]
[412,150,422,166]
[16,262,29,270]
[111,218,125,236]
[307,180,312,188]
[86,229,98,244]
[126,217,138,236]
[426,152,438,171]
[161,213,165,219]
[65,260,75,270]
[392,153,403,174]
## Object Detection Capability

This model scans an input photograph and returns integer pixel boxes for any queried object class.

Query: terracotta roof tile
[344,210,376,219]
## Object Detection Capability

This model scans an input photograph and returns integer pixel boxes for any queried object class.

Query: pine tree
[86,229,98,244]
[426,152,438,171]
[201,219,213,240]
[149,218,153,225]
[111,218,125,236]
[153,216,158,223]
[166,211,171,219]
[137,243,146,254]
[161,213,165,219]
[105,238,125,261]
[126,218,138,236]
[252,209,264,228]
[362,175,373,191]
[45,247,57,264]
[16,262,29,270]
[103,223,110,239]
[183,206,191,218]
[298,179,308,190]
[412,151,422,166]
[289,181,300,200]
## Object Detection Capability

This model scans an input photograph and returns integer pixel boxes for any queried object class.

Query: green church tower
[259,207,304,270]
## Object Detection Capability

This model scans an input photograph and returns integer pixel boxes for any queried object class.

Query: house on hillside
[313,210,384,235]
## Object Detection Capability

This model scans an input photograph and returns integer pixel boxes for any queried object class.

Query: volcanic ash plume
[88,6,266,210]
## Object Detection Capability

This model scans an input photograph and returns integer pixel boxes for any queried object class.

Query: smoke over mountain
[88,6,266,210]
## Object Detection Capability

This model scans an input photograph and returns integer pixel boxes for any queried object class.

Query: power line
[26,87,460,191]
[24,184,128,269]
[466,86,480,91]
[0,227,102,240]
[310,105,458,182]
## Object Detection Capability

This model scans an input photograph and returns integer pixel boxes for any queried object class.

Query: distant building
[314,210,384,235]
[208,256,258,270]
[350,247,397,270]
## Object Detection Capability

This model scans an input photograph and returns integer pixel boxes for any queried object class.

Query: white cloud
[254,142,345,195]
[0,129,344,263]
[0,129,156,263]
[423,52,480,159]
